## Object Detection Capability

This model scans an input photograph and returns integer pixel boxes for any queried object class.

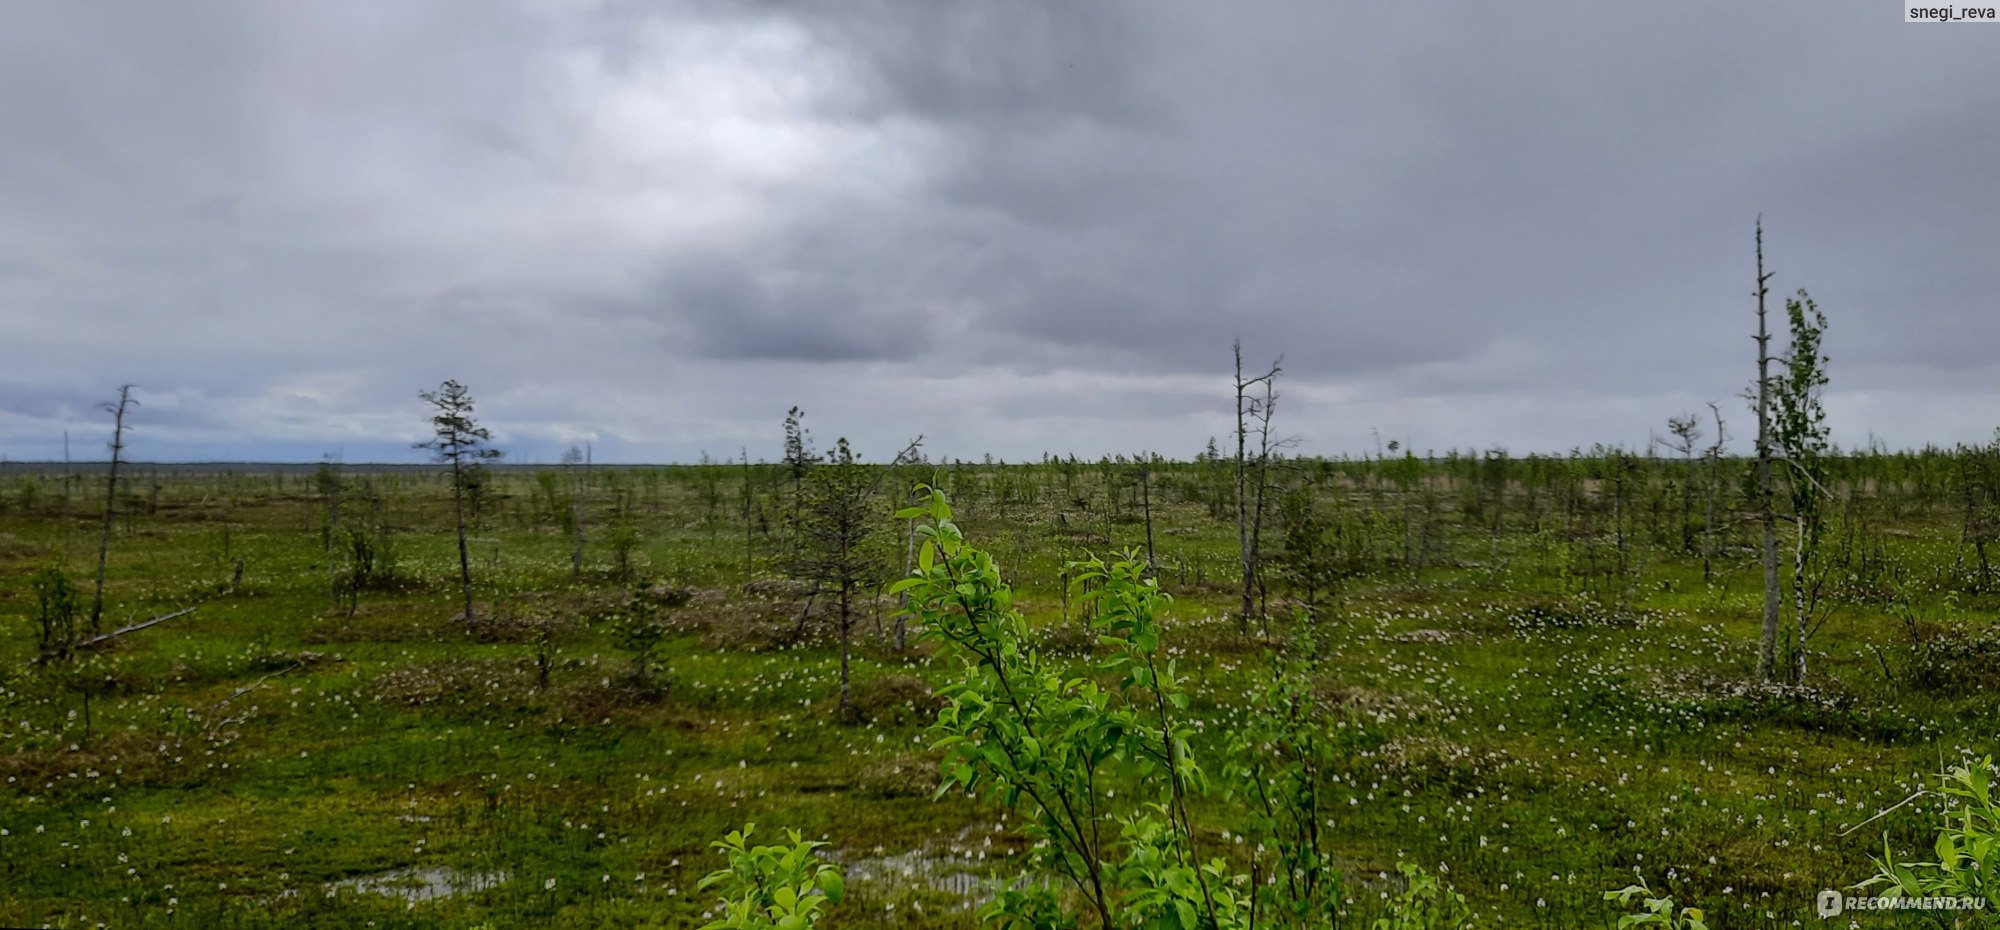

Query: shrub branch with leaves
[892,486,1249,929]
[886,487,1489,929]
[680,486,1512,927]
[1374,863,1470,930]
[1858,757,2000,919]
[1222,625,1348,928]
[1604,876,1708,930]
[698,823,846,930]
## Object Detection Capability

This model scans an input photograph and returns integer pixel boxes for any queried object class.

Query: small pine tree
[790,439,879,722]
[1274,486,1342,624]
[416,380,503,632]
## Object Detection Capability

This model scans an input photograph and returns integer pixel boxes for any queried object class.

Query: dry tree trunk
[1754,218,1783,683]
[453,457,476,632]
[1140,459,1157,574]
[1232,341,1281,634]
[89,385,136,636]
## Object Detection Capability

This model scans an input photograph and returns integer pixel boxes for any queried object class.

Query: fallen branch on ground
[34,605,199,664]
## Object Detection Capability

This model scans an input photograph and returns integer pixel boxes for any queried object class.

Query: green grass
[0,463,1993,928]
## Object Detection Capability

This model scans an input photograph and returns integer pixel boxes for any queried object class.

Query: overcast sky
[2,1,1996,464]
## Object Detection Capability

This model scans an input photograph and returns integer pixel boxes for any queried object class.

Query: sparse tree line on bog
[9,220,2000,928]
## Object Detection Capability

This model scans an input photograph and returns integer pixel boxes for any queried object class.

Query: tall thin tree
[417,380,503,632]
[1137,452,1158,574]
[1703,402,1729,584]
[1775,289,1830,682]
[314,456,345,605]
[1664,415,1702,554]
[1752,218,1783,682]
[789,436,921,721]
[1248,371,1292,626]
[741,446,755,582]
[1233,340,1282,634]
[88,385,136,635]
[782,406,816,561]
[561,445,587,580]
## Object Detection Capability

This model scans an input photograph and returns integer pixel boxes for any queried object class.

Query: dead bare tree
[88,385,136,636]
[1250,375,1299,626]
[1235,343,1272,632]
[1233,341,1291,635]
[1752,218,1783,682]
[1703,402,1729,584]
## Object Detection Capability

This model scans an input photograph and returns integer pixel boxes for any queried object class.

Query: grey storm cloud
[2,0,1997,464]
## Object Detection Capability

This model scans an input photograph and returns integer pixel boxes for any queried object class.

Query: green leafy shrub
[1223,629,1347,927]
[1371,863,1469,930]
[1604,876,1708,929]
[895,487,1462,930]
[31,566,79,656]
[893,486,1249,929]
[1858,757,2000,918]
[698,823,846,930]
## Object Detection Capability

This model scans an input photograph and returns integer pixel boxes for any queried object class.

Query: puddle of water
[328,867,509,902]
[834,847,1397,907]
[834,849,1020,907]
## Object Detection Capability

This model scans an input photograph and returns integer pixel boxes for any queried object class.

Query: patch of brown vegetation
[554,667,671,720]
[367,658,535,708]
[853,753,943,799]
[846,674,940,726]
[0,729,206,798]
